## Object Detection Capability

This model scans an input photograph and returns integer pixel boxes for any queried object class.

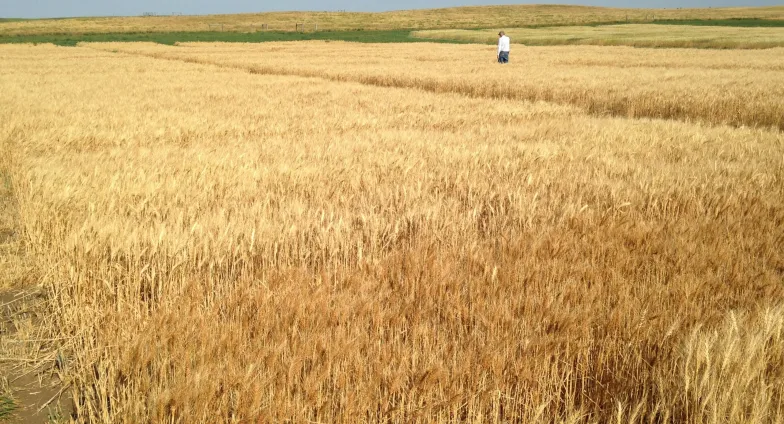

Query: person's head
[498,31,505,37]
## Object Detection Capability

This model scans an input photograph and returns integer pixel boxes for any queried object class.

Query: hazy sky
[3,1,782,19]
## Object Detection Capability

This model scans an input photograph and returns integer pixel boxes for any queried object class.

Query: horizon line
[3,3,782,21]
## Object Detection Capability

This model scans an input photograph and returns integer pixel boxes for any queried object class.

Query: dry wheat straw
[86,41,784,130]
[0,43,782,423]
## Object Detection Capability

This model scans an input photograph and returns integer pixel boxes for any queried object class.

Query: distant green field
[1,17,783,47]
[0,29,473,46]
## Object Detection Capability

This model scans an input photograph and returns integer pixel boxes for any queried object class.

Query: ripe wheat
[0,43,782,423]
[88,41,784,130]
[413,24,784,49]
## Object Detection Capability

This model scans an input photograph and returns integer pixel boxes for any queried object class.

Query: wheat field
[87,41,784,130]
[0,42,783,423]
[413,24,784,49]
[1,5,783,35]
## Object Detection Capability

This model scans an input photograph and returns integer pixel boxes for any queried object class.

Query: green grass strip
[3,18,781,46]
[0,29,477,46]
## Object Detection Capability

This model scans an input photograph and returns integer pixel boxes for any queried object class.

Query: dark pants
[498,51,509,64]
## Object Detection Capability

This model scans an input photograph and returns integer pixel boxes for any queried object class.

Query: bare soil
[0,173,73,423]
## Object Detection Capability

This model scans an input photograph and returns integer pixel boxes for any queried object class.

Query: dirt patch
[0,171,73,423]
[1,290,74,423]
[0,229,14,246]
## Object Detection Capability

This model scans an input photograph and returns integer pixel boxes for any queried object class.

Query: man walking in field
[497,31,510,64]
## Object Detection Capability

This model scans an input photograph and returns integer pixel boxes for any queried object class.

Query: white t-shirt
[498,35,510,54]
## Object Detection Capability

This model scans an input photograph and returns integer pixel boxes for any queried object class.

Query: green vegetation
[0,29,476,46]
[0,395,15,421]
[2,17,784,47]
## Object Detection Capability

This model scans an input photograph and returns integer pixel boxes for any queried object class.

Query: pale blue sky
[3,1,782,19]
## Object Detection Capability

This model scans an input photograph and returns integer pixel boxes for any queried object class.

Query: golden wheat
[87,41,784,130]
[1,5,783,35]
[0,43,783,423]
[413,24,784,49]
